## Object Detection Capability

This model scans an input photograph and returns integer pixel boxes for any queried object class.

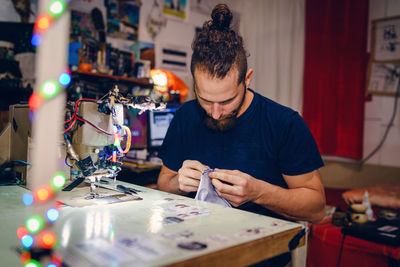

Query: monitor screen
[148,107,177,149]
[124,108,148,149]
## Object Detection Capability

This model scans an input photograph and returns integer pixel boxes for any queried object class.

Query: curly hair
[190,4,248,85]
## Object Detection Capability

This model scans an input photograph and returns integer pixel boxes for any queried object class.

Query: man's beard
[202,87,246,132]
[204,112,237,132]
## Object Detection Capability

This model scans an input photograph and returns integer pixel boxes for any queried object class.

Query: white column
[28,1,70,190]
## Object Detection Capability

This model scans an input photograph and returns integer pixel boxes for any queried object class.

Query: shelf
[72,71,153,87]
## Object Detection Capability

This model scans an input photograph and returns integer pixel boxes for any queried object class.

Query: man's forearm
[254,180,326,222]
[157,173,181,194]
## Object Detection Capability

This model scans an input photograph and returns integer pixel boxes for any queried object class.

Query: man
[157,3,325,223]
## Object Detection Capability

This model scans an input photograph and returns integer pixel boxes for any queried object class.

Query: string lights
[18,172,66,266]
[29,72,71,111]
[19,0,69,266]
[29,0,71,111]
[21,1,135,265]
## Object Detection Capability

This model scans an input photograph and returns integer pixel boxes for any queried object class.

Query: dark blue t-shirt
[159,89,324,218]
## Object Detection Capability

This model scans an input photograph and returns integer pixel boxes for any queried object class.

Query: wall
[138,0,223,101]
[0,0,37,22]
[319,0,400,189]
[320,160,400,189]
[290,0,400,190]
[363,0,400,167]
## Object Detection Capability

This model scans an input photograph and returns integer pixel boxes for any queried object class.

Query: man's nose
[211,103,223,120]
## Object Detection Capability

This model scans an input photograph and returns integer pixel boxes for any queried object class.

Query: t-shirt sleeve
[278,112,324,175]
[158,112,184,172]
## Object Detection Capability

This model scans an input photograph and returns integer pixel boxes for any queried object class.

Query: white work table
[0,180,304,266]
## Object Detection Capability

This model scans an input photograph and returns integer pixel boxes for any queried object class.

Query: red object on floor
[307,218,400,267]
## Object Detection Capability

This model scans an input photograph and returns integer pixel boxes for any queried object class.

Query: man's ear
[245,69,253,88]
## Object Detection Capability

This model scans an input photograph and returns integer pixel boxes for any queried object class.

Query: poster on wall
[156,43,190,73]
[106,0,140,41]
[161,0,189,20]
[367,63,400,95]
[146,0,167,40]
[70,10,97,40]
[373,16,400,62]
[69,0,106,16]
[367,16,400,96]
[190,0,217,16]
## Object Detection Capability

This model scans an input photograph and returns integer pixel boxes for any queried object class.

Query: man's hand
[209,169,261,207]
[211,169,326,222]
[177,160,210,193]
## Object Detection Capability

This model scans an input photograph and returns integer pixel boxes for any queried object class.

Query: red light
[39,231,56,249]
[38,188,49,200]
[29,93,43,111]
[37,15,51,30]
[112,151,117,163]
[17,226,29,239]
[20,251,31,264]
[34,185,53,202]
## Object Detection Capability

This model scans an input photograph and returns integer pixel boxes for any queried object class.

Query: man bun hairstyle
[210,4,232,30]
[191,4,248,85]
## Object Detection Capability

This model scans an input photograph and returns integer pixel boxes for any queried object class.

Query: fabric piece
[159,89,324,218]
[195,169,232,208]
[302,0,368,159]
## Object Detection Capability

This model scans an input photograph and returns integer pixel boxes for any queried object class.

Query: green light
[41,80,60,99]
[25,259,41,267]
[49,0,66,17]
[52,172,66,189]
[26,215,44,234]
[112,165,117,171]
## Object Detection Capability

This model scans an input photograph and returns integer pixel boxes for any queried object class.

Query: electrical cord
[63,97,133,139]
[63,114,76,133]
[74,114,114,135]
[73,98,114,135]
[64,114,75,124]
[64,110,75,124]
[13,160,31,165]
[63,112,113,135]
[360,67,400,165]
[63,98,113,135]
[64,155,73,168]
[337,233,346,267]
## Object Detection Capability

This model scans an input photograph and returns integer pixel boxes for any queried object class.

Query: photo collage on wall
[106,0,140,41]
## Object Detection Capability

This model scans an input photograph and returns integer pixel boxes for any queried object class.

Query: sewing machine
[63,85,165,196]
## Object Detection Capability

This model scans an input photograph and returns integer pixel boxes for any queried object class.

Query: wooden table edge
[165,226,305,267]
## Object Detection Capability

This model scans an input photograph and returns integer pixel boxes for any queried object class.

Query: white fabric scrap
[195,169,232,208]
